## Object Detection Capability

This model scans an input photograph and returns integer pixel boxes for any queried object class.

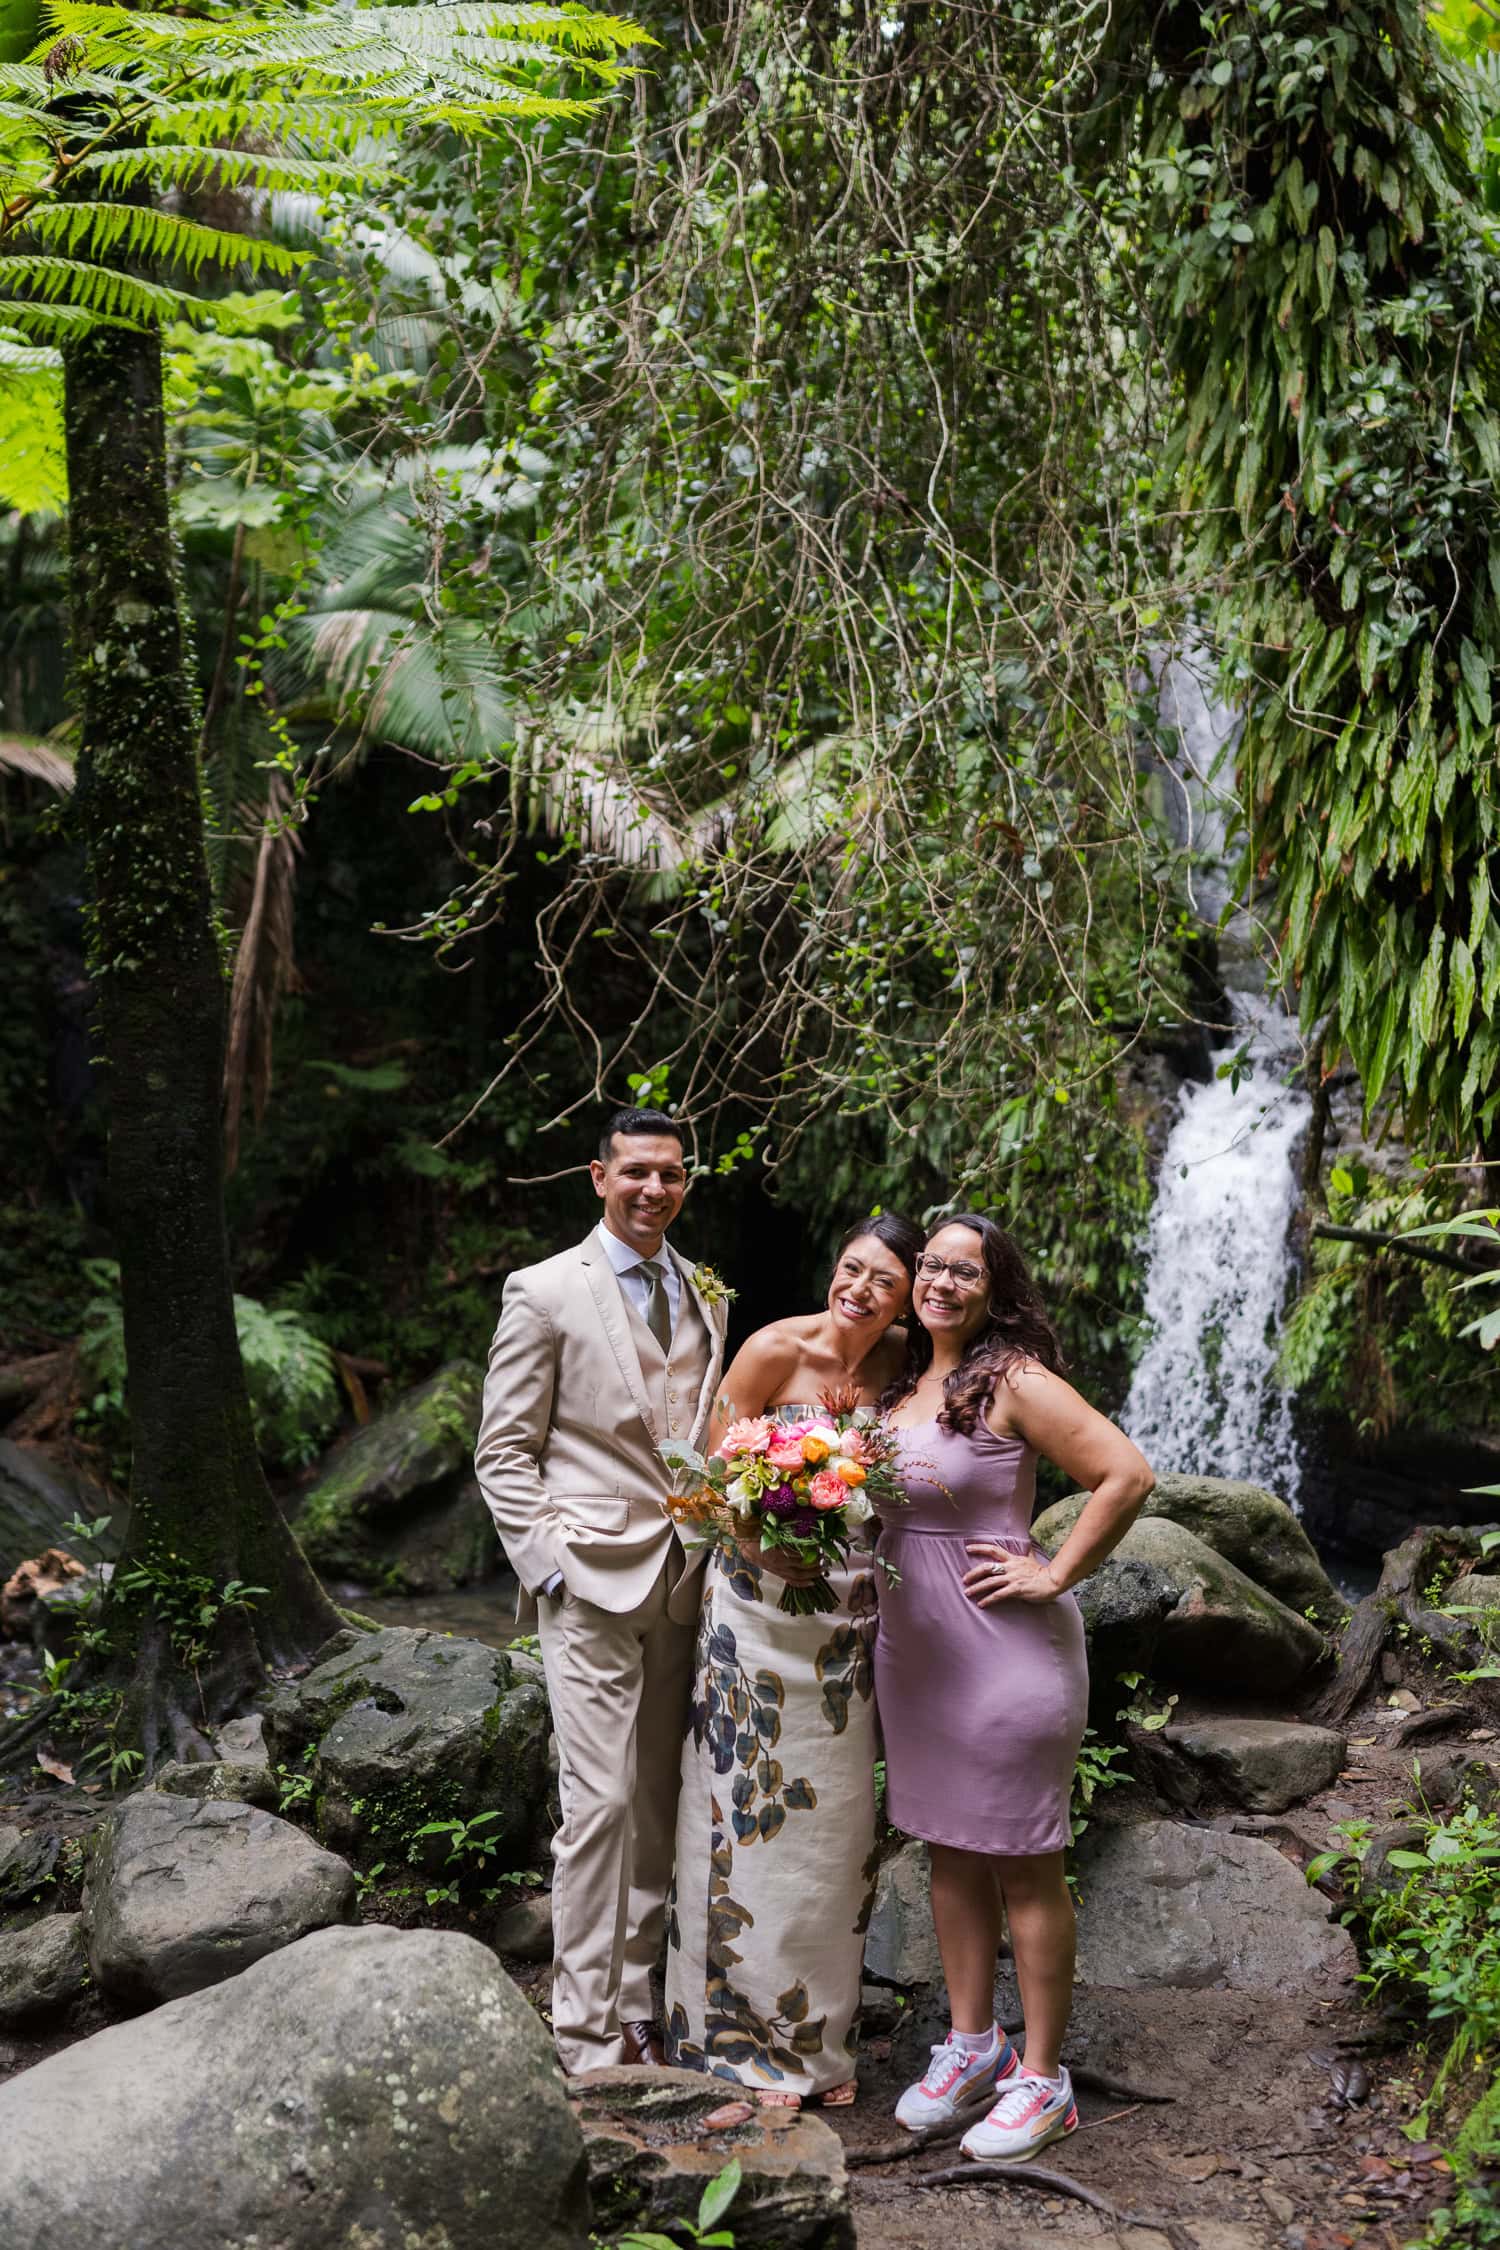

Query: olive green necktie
[638,1259,672,1352]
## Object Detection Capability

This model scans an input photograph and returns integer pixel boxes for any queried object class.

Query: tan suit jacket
[475,1231,727,1623]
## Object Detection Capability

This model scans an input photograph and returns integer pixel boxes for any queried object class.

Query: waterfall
[1121,647,1311,1502]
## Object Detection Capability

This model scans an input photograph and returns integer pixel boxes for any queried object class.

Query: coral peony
[808,1469,848,1512]
[720,1416,774,1458]
[765,1438,806,1472]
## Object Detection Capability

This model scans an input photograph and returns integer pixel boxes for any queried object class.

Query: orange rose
[799,1434,831,1465]
[833,1459,866,1487]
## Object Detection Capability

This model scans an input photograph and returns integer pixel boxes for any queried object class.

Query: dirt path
[825,1680,1487,2250]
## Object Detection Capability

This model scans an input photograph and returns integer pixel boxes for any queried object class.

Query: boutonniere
[690,1263,736,1312]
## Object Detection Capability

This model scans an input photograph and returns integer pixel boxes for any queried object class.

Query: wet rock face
[573,2065,854,2250]
[0,1821,59,1914]
[262,1624,550,1866]
[1036,1473,1342,1625]
[0,1924,591,2250]
[83,1791,357,2008]
[294,1359,499,1594]
[1073,1818,1358,1995]
[0,1442,119,1578]
[1162,1716,1348,1812]
[0,1912,88,2029]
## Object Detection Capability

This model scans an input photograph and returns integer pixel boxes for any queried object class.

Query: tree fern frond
[73,143,387,192]
[0,253,216,326]
[19,202,304,278]
[0,296,123,335]
[0,329,61,371]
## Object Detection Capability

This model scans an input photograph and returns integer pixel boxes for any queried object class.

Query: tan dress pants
[537,1552,696,2075]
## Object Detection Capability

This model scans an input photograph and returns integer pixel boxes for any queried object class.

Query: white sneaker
[893,2030,1019,2132]
[959,2066,1078,2162]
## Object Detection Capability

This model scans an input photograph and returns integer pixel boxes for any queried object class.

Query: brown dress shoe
[621,2020,666,2067]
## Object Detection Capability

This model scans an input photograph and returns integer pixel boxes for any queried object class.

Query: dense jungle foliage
[1,0,1496,1472]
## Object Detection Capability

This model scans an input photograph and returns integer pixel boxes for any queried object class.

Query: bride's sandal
[817,2081,858,2108]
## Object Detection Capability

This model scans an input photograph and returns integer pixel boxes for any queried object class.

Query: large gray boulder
[0,1441,119,1577]
[263,1624,549,1866]
[0,1924,590,2250]
[1036,1473,1341,1624]
[1071,1552,1180,1717]
[0,1912,89,2029]
[1035,1514,1328,1694]
[83,1791,356,2008]
[1163,1716,1347,1812]
[1074,1818,1357,1994]
[295,1360,498,1593]
[575,2065,853,2250]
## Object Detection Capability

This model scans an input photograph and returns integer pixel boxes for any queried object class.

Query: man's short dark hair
[599,1107,684,1163]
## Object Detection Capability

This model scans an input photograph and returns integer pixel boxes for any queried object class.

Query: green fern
[0,0,647,338]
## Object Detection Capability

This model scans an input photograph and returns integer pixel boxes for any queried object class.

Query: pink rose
[765,1438,806,1472]
[836,1426,874,1467]
[808,1470,848,1512]
[719,1416,774,1459]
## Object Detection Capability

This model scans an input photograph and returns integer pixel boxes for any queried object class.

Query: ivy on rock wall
[1114,0,1500,1142]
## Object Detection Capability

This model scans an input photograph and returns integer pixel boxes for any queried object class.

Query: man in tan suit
[475,1108,728,2075]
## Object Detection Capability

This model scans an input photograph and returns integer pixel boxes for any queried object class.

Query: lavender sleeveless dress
[874,1418,1087,1855]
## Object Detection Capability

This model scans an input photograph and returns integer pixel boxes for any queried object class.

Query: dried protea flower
[818,1383,863,1419]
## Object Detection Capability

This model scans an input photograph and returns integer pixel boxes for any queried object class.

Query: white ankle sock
[950,2025,998,2058]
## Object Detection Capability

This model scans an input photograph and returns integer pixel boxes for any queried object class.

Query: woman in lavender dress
[875,1214,1154,2164]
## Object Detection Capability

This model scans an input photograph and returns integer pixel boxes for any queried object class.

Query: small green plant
[603,2158,741,2249]
[276,1760,315,1813]
[114,1547,268,1677]
[409,1809,537,1905]
[1116,1670,1179,1732]
[1069,1727,1129,1849]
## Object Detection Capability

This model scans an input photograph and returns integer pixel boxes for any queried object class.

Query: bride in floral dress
[666,1214,922,2106]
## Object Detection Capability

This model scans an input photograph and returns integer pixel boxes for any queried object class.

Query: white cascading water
[1120,647,1311,1503]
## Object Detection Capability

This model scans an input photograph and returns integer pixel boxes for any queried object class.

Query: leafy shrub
[1311,1794,1500,2241]
[79,1260,340,1468]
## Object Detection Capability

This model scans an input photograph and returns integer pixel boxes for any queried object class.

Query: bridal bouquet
[660,1397,905,1616]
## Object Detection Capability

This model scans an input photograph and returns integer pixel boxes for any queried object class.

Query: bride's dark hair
[834,1211,923,1283]
[878,1213,1065,1434]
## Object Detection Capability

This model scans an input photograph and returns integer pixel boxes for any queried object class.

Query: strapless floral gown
[665,1407,880,2095]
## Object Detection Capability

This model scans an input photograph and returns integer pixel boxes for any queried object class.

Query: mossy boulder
[262,1626,549,1869]
[1035,1472,1341,1626]
[1034,1515,1328,1694]
[294,1361,497,1594]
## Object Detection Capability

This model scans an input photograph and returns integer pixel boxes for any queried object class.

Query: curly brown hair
[879,1213,1066,1435]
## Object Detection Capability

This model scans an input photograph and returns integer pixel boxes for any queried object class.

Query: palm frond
[223,769,299,1176]
[0,734,73,788]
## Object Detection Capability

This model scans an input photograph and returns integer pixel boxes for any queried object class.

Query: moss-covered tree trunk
[63,322,341,1766]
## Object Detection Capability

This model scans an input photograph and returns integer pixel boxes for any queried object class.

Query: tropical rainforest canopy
[0,0,1497,1712]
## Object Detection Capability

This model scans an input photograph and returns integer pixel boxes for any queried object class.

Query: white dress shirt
[595,1219,681,1332]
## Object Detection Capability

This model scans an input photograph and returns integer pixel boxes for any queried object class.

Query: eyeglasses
[915,1254,985,1287]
